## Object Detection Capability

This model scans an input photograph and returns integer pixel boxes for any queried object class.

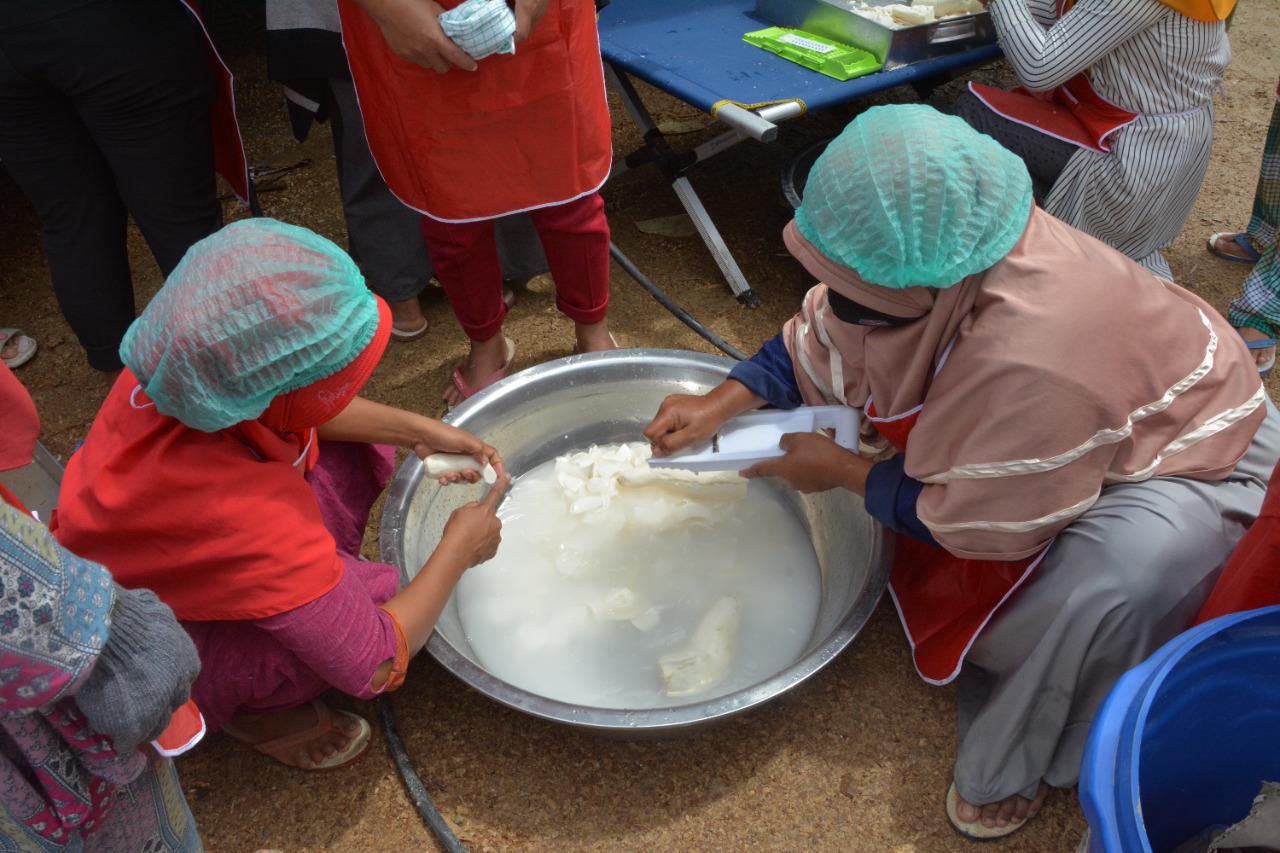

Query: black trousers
[0,0,223,371]
[945,90,1077,207]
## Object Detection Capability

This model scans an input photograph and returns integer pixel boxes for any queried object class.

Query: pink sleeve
[255,563,400,699]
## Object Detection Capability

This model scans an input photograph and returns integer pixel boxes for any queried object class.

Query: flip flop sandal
[944,782,1032,842]
[1207,232,1262,264]
[0,328,37,369]
[1239,331,1278,377]
[390,318,430,343]
[222,699,371,772]
[449,337,516,401]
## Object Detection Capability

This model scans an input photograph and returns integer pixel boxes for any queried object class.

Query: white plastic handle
[807,406,860,451]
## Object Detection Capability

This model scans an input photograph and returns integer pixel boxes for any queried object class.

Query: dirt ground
[1,2,1277,851]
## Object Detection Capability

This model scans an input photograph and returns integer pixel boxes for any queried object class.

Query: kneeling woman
[53,219,509,771]
[644,105,1280,839]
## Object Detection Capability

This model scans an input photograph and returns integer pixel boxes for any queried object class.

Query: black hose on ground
[609,241,750,362]
[378,697,469,853]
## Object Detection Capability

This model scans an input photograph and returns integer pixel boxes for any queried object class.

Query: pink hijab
[782,207,1267,560]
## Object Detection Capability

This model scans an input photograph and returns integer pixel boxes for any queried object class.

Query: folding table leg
[670,177,759,306]
[605,64,761,307]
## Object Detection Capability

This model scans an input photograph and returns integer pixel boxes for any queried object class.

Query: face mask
[826,289,916,327]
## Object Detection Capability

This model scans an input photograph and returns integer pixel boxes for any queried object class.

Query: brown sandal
[222,699,371,771]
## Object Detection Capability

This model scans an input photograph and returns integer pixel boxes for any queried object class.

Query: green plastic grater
[743,26,882,81]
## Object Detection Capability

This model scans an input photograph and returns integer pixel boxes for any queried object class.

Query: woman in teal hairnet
[52,219,509,772]
[645,104,1280,840]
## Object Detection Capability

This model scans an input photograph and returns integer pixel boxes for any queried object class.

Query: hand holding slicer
[648,405,859,473]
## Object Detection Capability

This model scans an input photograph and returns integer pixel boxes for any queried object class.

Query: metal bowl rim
[380,347,892,732]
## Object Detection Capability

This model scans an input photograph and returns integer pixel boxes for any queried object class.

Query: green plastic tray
[743,26,882,82]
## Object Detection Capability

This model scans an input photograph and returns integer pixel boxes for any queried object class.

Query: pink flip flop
[450,337,516,400]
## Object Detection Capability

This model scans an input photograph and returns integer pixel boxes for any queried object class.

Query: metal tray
[755,0,996,70]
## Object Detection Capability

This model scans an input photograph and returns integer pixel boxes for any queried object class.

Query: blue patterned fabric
[0,504,199,851]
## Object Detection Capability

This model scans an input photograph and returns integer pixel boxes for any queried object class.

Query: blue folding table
[598,0,1003,305]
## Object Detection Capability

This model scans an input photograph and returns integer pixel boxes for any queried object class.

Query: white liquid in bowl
[455,443,823,708]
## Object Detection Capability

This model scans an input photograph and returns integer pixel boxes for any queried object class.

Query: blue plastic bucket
[1079,604,1280,852]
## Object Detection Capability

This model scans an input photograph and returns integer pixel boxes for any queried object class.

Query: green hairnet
[121,218,380,432]
[795,104,1034,289]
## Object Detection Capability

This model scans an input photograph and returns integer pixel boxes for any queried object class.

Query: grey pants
[953,398,1280,805]
[326,78,548,303]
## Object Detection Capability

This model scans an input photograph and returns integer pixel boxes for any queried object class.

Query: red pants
[420,192,611,342]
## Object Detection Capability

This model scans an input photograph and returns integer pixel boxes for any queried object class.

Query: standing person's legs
[327,77,435,336]
[72,0,222,277]
[495,213,549,285]
[0,0,221,372]
[528,192,616,354]
[1245,93,1280,253]
[1228,93,1280,370]
[0,39,134,372]
[420,214,512,404]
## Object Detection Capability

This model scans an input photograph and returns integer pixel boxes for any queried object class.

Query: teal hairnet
[121,218,380,432]
[795,104,1034,289]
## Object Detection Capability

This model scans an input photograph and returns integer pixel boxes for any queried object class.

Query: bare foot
[223,702,366,770]
[574,320,619,354]
[953,782,1048,830]
[1239,326,1277,370]
[442,334,513,406]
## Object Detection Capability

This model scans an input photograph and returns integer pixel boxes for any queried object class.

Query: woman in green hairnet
[644,104,1280,840]
[51,218,510,772]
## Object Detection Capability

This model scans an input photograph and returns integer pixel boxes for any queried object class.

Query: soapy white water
[455,443,823,708]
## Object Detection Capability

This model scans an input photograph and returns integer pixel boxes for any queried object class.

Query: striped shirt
[990,0,1231,277]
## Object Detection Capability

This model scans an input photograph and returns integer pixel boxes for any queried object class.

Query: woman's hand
[643,380,765,458]
[317,397,504,484]
[740,431,873,496]
[411,422,505,485]
[352,0,477,72]
[379,475,510,662]
[439,475,509,568]
[512,0,550,43]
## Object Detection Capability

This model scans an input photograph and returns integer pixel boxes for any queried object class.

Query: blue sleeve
[864,454,938,546]
[726,333,804,409]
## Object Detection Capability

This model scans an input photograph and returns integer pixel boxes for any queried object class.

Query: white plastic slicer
[647,405,860,473]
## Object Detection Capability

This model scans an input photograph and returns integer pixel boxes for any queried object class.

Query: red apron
[968,73,1139,154]
[181,0,251,204]
[1194,458,1280,625]
[866,398,1046,685]
[337,0,613,222]
[968,0,1141,154]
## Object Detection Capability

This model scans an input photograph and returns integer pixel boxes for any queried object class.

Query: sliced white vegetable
[424,453,497,483]
[588,587,642,621]
[658,596,743,696]
[615,467,748,501]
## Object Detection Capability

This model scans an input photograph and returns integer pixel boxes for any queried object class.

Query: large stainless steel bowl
[380,348,892,737]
